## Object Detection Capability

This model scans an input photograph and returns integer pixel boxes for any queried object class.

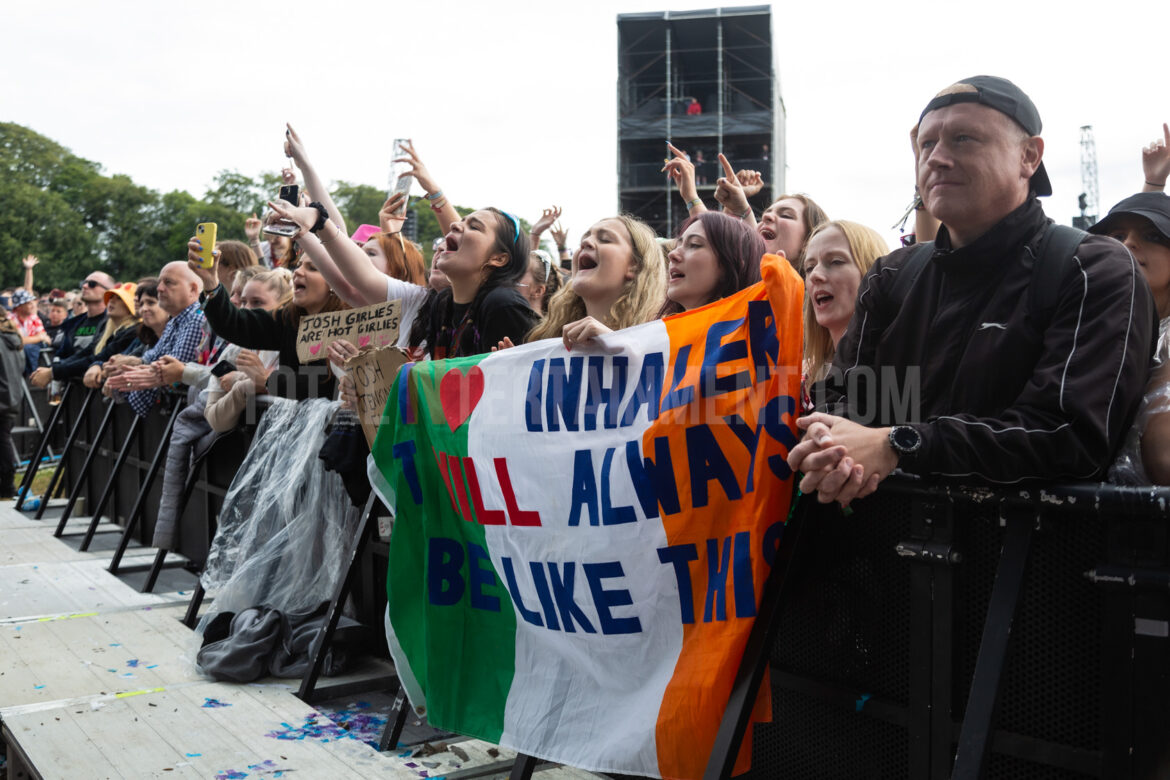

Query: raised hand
[266,199,317,236]
[714,153,752,219]
[284,123,310,170]
[1143,123,1170,191]
[531,206,562,237]
[393,140,441,195]
[735,169,764,197]
[21,255,38,269]
[492,336,516,352]
[662,142,700,207]
[244,213,263,242]
[186,236,221,292]
[379,193,408,234]
[281,167,297,186]
[550,221,569,249]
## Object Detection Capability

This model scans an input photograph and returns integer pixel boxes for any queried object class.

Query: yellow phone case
[196,222,218,269]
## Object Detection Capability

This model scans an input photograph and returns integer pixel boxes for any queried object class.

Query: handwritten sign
[295,298,402,362]
[345,346,410,447]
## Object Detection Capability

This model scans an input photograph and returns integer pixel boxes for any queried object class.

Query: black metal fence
[23,383,1170,778]
[751,480,1170,780]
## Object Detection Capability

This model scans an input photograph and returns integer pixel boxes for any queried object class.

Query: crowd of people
[2,74,1169,516]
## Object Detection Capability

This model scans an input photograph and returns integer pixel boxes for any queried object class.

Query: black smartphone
[211,360,237,378]
[278,184,299,205]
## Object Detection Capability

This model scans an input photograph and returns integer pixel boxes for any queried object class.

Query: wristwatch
[888,425,922,461]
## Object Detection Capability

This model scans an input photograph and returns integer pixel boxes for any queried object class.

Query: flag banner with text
[370,254,803,779]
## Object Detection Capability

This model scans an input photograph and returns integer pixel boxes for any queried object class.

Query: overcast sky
[4,0,1167,252]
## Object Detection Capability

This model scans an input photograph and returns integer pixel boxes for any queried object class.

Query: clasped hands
[786,413,899,508]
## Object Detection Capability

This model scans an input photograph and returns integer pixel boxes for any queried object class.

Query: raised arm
[529,206,561,250]
[395,141,460,235]
[1142,123,1170,193]
[267,199,405,307]
[285,124,348,232]
[713,153,756,227]
[663,142,705,217]
[21,255,37,294]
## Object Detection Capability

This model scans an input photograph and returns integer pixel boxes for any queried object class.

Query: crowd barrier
[17,383,1170,779]
[751,479,1170,780]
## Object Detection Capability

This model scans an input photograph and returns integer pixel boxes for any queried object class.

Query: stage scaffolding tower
[617,5,783,237]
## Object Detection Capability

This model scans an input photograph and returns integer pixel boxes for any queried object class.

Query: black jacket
[820,199,1156,483]
[202,286,335,401]
[0,329,23,410]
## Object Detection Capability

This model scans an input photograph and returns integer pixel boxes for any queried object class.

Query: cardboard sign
[295,299,402,362]
[345,346,409,447]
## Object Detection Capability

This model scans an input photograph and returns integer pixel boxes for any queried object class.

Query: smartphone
[211,360,237,378]
[388,138,413,217]
[195,223,217,269]
[278,184,299,205]
[263,221,299,238]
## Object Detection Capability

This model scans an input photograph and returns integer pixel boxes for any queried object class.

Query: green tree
[330,181,387,233]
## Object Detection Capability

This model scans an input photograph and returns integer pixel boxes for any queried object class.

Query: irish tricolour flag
[370,254,803,779]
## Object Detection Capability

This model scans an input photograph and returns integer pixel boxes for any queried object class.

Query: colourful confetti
[214,770,247,780]
[202,698,232,708]
[126,659,140,668]
[264,706,389,749]
[186,753,202,758]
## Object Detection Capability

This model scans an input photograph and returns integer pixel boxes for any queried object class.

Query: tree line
[0,122,467,291]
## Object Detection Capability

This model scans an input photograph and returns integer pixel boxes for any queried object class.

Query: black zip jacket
[820,198,1156,483]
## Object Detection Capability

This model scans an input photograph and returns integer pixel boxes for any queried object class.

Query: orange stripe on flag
[654,255,804,779]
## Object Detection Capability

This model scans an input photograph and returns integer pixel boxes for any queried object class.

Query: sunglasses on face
[81,279,111,290]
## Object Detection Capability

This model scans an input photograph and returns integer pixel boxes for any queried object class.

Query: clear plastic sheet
[188,397,361,672]
[1109,317,1170,485]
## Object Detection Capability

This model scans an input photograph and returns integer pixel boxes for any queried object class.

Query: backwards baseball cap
[1089,193,1170,243]
[919,75,1052,197]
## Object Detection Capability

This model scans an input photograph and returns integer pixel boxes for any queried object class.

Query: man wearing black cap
[790,75,1157,504]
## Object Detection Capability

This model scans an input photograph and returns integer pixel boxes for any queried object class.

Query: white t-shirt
[385,276,430,350]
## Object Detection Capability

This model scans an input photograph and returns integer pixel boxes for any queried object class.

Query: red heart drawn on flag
[359,335,371,348]
[438,366,485,432]
[309,343,322,356]
[379,334,391,345]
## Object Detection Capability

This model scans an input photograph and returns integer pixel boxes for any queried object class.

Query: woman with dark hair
[187,236,346,400]
[660,211,765,316]
[271,196,537,359]
[757,194,830,273]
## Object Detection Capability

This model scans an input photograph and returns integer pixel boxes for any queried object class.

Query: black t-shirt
[439,286,538,359]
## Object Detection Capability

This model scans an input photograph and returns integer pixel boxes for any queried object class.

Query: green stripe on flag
[374,356,516,742]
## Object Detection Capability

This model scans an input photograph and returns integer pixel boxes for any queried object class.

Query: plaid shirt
[127,301,206,416]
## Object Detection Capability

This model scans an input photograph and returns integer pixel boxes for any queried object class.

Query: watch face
[892,426,920,452]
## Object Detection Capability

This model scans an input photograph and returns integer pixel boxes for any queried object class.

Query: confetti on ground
[264,709,385,747]
[146,664,158,669]
[202,698,232,708]
[126,659,140,668]
[186,753,202,758]
[33,684,45,689]
[215,770,247,780]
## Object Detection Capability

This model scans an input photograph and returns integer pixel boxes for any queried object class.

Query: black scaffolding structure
[617,5,784,237]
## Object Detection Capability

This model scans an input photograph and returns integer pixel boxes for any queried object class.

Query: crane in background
[1074,125,1099,229]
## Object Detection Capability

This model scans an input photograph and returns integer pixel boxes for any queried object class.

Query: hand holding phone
[195,223,218,269]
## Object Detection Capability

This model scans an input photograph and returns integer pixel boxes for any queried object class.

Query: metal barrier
[750,479,1170,780]
[25,384,1170,776]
